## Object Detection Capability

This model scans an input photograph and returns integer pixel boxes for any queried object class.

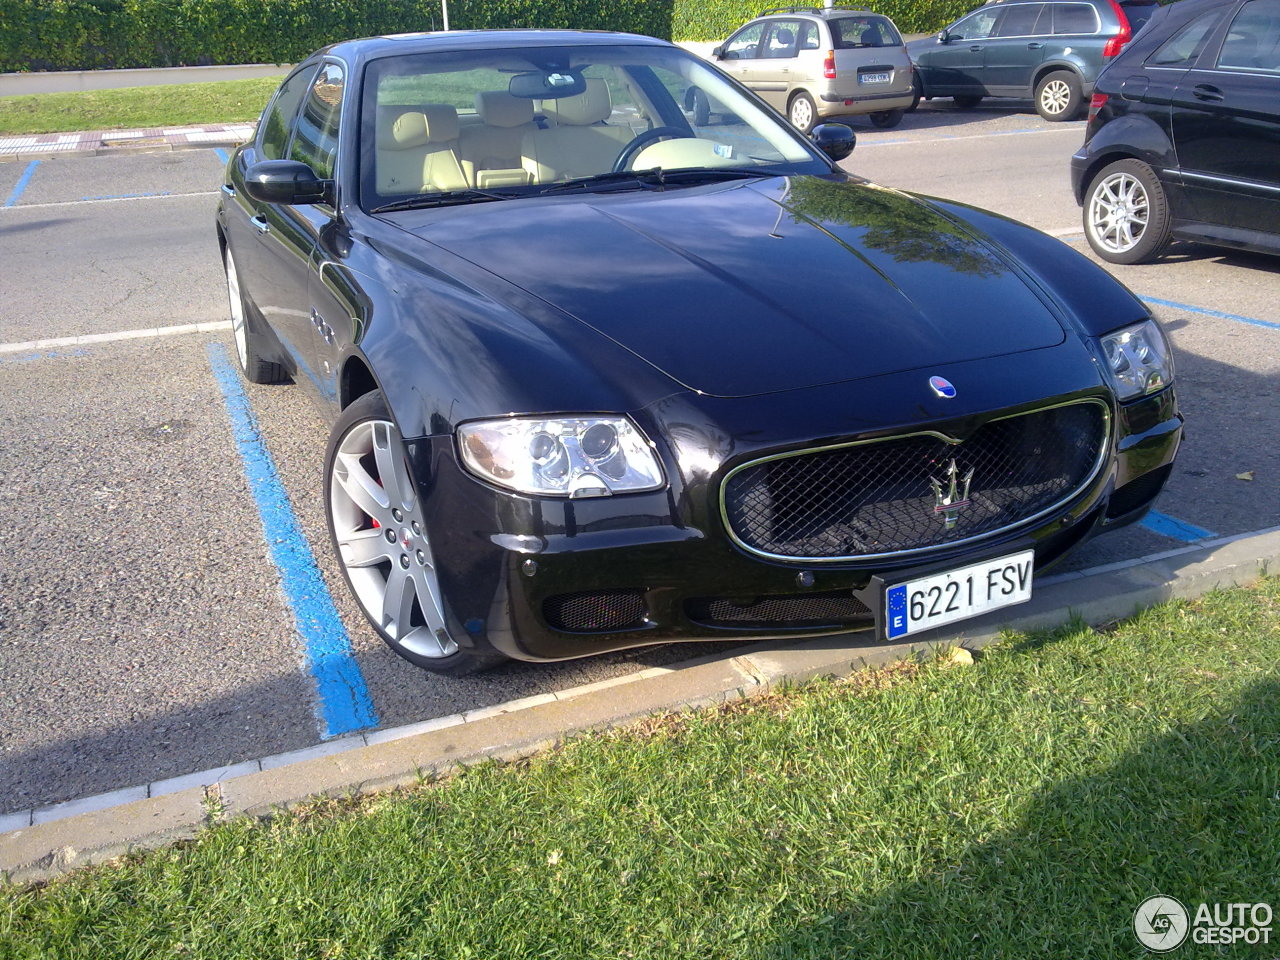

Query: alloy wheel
[790,96,814,131]
[1087,171,1150,254]
[1039,79,1072,116]
[328,418,457,659]
[224,252,249,369]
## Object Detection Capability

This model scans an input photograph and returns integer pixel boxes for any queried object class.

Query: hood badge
[930,459,974,530]
[929,375,957,398]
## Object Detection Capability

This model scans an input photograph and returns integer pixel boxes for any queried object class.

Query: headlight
[1099,319,1174,401]
[457,416,665,498]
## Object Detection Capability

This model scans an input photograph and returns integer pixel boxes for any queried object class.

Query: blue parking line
[4,160,39,208]
[213,147,229,165]
[1140,510,1218,543]
[79,191,171,201]
[206,341,378,738]
[1141,296,1280,332]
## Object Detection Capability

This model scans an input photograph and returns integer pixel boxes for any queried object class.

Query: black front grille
[543,590,647,633]
[687,591,871,628]
[1107,464,1171,518]
[723,401,1108,560]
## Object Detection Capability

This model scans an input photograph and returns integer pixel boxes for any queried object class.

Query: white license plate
[860,72,891,84]
[884,550,1034,640]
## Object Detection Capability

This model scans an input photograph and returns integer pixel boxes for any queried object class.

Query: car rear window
[1146,11,1223,66]
[830,16,903,48]
[1052,3,1099,34]
[1120,0,1159,33]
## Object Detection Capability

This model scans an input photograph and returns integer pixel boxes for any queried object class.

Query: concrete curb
[0,63,290,97]
[3,525,1278,885]
[0,123,255,162]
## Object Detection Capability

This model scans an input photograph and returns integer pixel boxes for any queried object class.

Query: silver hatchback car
[710,5,916,131]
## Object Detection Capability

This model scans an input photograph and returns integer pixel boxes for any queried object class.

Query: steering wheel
[612,126,690,172]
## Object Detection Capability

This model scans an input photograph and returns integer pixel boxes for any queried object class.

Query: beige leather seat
[458,92,536,188]
[522,78,634,182]
[375,105,467,195]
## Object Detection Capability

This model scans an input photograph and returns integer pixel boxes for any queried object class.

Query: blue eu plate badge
[885,584,909,639]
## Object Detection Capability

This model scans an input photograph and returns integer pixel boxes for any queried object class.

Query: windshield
[358,43,830,211]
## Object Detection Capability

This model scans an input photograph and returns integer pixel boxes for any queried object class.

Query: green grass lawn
[0,76,282,136]
[4,579,1279,959]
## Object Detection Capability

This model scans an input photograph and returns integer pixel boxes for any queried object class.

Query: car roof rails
[758,6,875,16]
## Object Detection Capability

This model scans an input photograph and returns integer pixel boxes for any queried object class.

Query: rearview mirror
[509,70,586,99]
[811,123,855,162]
[243,160,330,205]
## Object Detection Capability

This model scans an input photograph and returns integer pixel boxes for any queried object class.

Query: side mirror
[937,29,951,42]
[243,159,330,205]
[811,123,855,162]
[712,45,724,59]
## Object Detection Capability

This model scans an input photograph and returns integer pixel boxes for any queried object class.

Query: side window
[763,21,802,59]
[1052,3,1100,34]
[797,21,821,50]
[290,62,344,181]
[950,10,999,40]
[259,65,316,161]
[995,4,1047,37]
[724,23,765,59]
[1217,0,1280,73]
[1147,12,1225,66]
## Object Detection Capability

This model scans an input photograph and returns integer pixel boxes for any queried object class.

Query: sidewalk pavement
[0,121,254,161]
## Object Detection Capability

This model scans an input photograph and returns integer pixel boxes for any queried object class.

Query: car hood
[383,176,1067,399]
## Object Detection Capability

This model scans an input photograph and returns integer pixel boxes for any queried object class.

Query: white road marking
[0,190,217,212]
[1046,225,1083,237]
[0,321,231,355]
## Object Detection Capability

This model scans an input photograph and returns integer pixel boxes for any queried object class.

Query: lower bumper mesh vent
[544,590,646,633]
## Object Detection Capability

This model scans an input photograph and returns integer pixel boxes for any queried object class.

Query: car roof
[757,5,876,15]
[316,28,672,67]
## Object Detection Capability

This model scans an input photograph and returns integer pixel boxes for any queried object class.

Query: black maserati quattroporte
[216,29,1182,673]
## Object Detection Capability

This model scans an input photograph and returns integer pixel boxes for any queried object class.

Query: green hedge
[672,0,975,41]
[0,0,966,73]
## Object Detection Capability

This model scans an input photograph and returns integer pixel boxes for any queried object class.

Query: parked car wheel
[1083,159,1172,265]
[907,74,922,112]
[953,95,983,109]
[869,108,905,129]
[1035,70,1083,121]
[687,86,711,126]
[789,92,817,133]
[224,248,287,384]
[325,391,500,675]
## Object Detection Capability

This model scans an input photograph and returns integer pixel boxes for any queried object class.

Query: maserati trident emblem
[930,459,974,529]
[929,376,957,398]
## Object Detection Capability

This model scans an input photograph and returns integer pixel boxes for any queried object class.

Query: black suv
[1071,0,1280,262]
[908,0,1159,120]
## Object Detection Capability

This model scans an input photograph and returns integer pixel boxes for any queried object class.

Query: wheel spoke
[334,451,392,521]
[381,567,417,637]
[372,422,415,512]
[338,529,391,568]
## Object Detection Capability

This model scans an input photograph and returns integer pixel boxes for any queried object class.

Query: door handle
[1192,83,1224,102]
[250,215,269,235]
[220,183,236,198]
[969,44,983,51]
[1027,42,1043,49]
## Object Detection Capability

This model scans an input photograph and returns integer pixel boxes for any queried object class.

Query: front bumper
[408,381,1182,663]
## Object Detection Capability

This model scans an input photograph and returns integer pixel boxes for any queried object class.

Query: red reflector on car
[1103,0,1132,57]
[844,99,853,105]
[1088,92,1109,124]
[824,50,836,79]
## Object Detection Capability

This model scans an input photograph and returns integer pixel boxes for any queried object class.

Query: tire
[324,391,504,675]
[907,75,922,113]
[953,95,984,109]
[1034,70,1083,121]
[788,92,817,134]
[869,108,905,129]
[1082,158,1173,265]
[689,86,711,126]
[224,248,287,384]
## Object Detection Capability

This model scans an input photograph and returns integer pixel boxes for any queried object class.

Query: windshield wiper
[370,188,517,214]
[536,167,772,195]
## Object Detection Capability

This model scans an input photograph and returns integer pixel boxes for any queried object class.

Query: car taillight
[1103,0,1132,57]
[824,50,836,79]
[1088,92,1108,124]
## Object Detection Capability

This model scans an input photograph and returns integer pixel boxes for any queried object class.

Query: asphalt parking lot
[1,100,1277,817]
